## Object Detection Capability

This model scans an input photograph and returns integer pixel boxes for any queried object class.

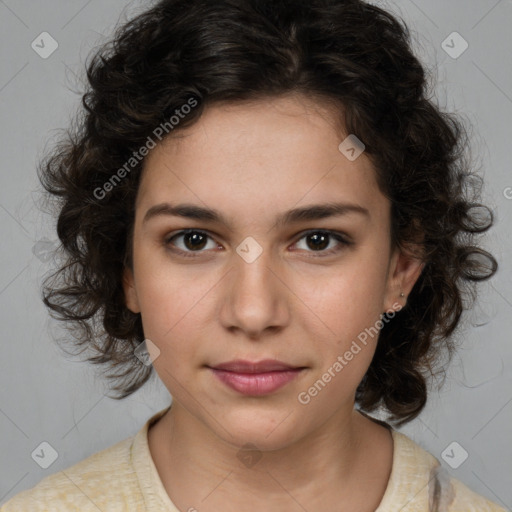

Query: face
[123,94,423,450]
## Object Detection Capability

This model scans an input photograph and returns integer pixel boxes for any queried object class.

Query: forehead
[136,94,387,225]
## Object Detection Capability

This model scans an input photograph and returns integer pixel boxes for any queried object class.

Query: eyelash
[163,229,352,259]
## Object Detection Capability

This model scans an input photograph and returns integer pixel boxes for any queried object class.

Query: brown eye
[305,232,330,251]
[181,231,208,250]
[293,230,351,256]
[165,230,218,255]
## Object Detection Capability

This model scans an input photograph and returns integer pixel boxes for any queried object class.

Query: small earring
[400,292,405,298]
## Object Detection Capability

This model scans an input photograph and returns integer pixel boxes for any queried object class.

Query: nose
[218,245,291,339]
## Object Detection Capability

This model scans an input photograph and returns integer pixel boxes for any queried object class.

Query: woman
[1,0,505,510]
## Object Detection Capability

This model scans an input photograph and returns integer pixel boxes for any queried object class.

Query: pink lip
[208,359,305,396]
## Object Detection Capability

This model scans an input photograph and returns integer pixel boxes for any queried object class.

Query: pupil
[185,232,207,250]
[308,233,328,251]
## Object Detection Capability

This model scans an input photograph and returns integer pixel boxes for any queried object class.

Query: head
[40,0,497,439]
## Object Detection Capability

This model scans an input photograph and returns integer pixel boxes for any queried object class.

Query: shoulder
[382,430,507,512]
[0,436,142,512]
[447,477,507,512]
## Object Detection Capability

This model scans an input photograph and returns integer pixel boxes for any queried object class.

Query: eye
[164,229,351,258]
[292,230,351,256]
[164,230,220,257]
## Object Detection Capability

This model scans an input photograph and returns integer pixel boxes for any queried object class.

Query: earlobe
[383,246,425,313]
[122,267,141,314]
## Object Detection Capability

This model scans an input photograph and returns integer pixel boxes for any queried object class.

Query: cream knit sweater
[1,407,506,511]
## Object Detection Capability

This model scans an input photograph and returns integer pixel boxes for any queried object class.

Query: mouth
[207,359,307,396]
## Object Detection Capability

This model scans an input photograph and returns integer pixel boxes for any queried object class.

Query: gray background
[1,0,511,508]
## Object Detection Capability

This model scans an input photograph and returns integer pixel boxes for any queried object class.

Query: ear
[123,266,141,314]
[383,244,425,314]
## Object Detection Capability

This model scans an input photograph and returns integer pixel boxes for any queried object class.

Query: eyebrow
[143,201,370,228]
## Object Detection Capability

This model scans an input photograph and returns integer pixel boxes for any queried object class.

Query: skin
[123,93,424,512]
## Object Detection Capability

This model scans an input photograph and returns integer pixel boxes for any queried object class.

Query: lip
[211,359,300,373]
[208,359,306,396]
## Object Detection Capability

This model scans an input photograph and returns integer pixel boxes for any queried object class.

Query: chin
[211,406,304,451]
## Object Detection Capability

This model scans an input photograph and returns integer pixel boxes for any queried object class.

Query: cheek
[294,253,389,339]
[132,253,220,359]
[136,276,199,341]
[135,273,202,382]
[289,248,390,394]
[294,275,383,408]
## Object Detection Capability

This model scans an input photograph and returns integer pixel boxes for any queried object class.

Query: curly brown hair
[39,0,497,426]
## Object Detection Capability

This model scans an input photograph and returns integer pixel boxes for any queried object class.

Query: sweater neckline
[131,405,435,512]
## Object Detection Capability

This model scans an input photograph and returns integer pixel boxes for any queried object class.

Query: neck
[148,402,393,512]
